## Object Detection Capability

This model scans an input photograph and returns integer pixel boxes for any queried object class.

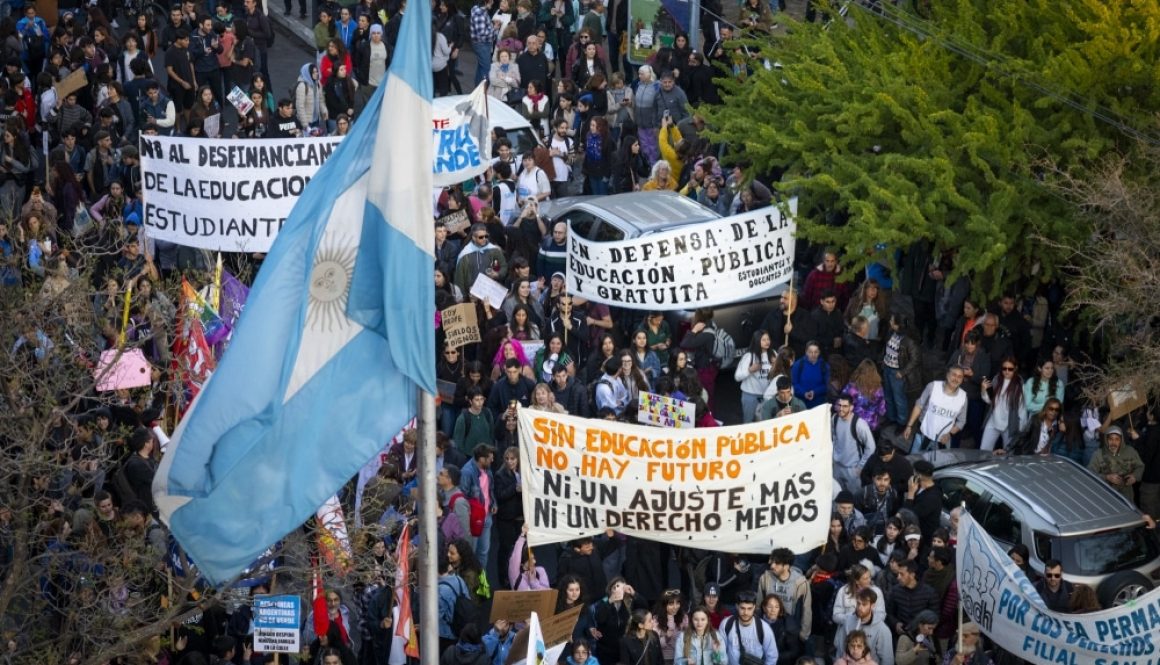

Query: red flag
[394,524,419,658]
[312,561,329,640]
[171,281,216,416]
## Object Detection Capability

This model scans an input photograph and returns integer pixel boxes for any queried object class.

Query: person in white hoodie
[734,329,774,423]
[835,588,894,665]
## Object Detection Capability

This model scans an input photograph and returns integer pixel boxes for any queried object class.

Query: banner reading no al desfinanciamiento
[957,512,1160,665]
[517,404,832,553]
[566,200,797,310]
[142,135,343,253]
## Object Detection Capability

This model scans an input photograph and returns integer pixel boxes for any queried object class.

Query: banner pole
[418,389,439,661]
[958,501,965,657]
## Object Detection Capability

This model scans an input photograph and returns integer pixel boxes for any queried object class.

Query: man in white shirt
[548,120,573,198]
[516,151,551,206]
[904,366,967,453]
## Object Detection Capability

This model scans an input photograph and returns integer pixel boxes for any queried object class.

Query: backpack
[441,491,470,542]
[439,578,479,636]
[724,614,766,665]
[831,412,871,459]
[710,324,736,369]
[448,490,486,538]
[588,376,615,414]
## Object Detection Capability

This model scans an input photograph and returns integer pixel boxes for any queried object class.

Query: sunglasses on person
[1001,365,1015,372]
[1045,572,1062,578]
[475,234,489,240]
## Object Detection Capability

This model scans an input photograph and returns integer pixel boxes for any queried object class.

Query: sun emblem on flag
[307,244,356,332]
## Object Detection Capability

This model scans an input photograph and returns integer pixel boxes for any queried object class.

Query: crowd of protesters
[2,0,1159,664]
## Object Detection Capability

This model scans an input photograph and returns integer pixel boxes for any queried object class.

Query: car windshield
[1057,526,1159,576]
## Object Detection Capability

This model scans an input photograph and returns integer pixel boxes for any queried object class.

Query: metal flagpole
[417,389,439,661]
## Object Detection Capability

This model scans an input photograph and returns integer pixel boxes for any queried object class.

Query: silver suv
[915,449,1160,607]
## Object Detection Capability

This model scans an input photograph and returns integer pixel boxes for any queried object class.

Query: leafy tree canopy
[699,0,1160,299]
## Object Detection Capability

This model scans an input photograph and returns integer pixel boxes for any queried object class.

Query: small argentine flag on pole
[153,0,434,585]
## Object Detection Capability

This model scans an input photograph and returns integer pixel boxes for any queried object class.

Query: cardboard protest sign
[567,200,797,310]
[441,303,480,349]
[503,607,579,665]
[489,589,558,624]
[518,405,832,553]
[957,512,1160,665]
[470,273,508,310]
[638,391,696,428]
[141,135,343,252]
[1105,378,1147,425]
[54,68,87,100]
[438,209,471,235]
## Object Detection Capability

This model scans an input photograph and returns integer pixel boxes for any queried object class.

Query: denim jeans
[883,368,908,426]
[910,432,935,454]
[471,41,491,85]
[740,391,763,423]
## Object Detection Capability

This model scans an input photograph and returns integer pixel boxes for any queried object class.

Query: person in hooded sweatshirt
[440,624,490,665]
[293,61,327,132]
[1088,425,1145,503]
[558,529,621,604]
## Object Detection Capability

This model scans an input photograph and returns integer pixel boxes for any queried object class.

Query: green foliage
[699,0,1160,299]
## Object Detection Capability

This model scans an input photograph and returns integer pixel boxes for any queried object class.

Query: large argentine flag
[153,1,433,584]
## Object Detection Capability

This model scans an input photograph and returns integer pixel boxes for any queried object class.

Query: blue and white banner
[153,0,435,585]
[957,512,1160,665]
[432,81,492,187]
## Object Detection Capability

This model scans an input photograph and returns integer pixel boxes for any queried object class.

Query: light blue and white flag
[153,0,434,585]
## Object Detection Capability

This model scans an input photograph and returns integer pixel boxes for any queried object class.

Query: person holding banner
[939,622,991,665]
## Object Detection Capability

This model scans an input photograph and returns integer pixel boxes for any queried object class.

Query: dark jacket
[811,308,845,358]
[885,582,940,633]
[558,539,619,604]
[679,327,716,370]
[903,485,941,543]
[123,454,157,513]
[619,632,662,665]
[486,376,536,418]
[551,376,589,417]
[762,308,814,357]
[493,465,523,522]
[439,642,490,665]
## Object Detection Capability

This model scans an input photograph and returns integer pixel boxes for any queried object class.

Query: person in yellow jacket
[657,114,684,182]
[640,159,678,191]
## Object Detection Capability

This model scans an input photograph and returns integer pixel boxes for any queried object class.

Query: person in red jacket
[802,249,852,310]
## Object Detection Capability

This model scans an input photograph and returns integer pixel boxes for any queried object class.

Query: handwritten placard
[441,303,480,349]
[637,391,696,428]
[438,209,471,235]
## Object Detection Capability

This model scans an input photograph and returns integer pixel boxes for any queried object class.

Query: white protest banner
[638,391,696,428]
[470,272,509,310]
[517,404,832,553]
[958,512,1160,665]
[253,594,301,653]
[432,81,492,187]
[567,200,797,310]
[141,135,343,252]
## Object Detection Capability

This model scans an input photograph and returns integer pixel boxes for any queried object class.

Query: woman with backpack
[735,329,774,423]
[679,309,720,411]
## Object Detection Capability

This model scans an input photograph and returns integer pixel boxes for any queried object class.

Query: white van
[434,94,543,156]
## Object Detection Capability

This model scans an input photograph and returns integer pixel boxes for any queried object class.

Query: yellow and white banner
[517,404,832,553]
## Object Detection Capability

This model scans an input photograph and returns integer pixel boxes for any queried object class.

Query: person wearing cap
[354,22,388,95]
[894,610,941,665]
[1088,425,1144,502]
[702,582,732,629]
[903,460,941,544]
[860,443,913,499]
[903,366,967,453]
[722,589,778,665]
[885,560,938,641]
[942,622,991,665]
[835,587,894,665]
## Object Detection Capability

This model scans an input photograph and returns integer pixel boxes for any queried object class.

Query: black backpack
[439,578,479,636]
[832,412,871,459]
[724,614,766,663]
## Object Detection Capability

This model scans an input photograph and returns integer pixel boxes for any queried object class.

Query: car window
[1033,531,1053,562]
[937,476,988,517]
[1060,526,1160,576]
[506,129,539,155]
[563,210,601,240]
[980,496,1022,545]
[594,221,626,243]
